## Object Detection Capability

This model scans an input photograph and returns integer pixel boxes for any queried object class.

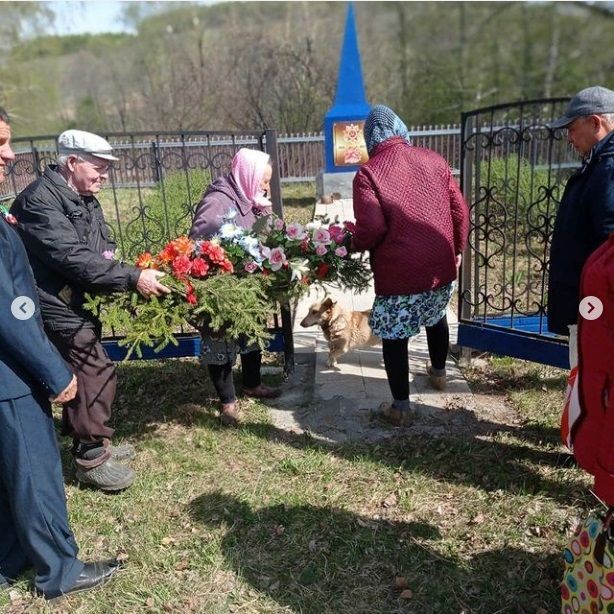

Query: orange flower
[135,252,154,269]
[172,236,195,257]
[158,243,177,265]
[220,259,234,273]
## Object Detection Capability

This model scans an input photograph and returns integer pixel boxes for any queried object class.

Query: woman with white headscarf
[352,105,469,426]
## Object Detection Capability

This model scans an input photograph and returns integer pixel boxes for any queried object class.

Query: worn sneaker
[426,361,447,391]
[219,402,241,427]
[103,440,136,462]
[75,458,136,491]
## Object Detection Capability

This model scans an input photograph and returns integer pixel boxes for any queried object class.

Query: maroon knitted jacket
[352,137,469,296]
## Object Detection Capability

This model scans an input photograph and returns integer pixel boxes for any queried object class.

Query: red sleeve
[448,169,469,255]
[352,168,387,251]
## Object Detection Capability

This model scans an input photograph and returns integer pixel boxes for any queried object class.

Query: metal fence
[2,129,296,372]
[457,98,576,368]
[0,124,467,202]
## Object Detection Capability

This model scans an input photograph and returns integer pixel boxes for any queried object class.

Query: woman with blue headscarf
[352,105,469,426]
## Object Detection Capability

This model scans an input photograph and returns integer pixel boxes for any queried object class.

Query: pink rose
[328,225,345,243]
[268,247,287,271]
[334,246,348,257]
[244,260,259,273]
[274,218,285,231]
[312,228,331,245]
[286,222,306,240]
[315,244,327,257]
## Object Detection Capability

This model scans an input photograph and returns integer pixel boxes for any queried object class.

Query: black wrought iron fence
[458,98,576,367]
[0,124,468,203]
[2,129,295,372]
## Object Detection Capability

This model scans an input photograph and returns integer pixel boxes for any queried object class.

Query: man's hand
[136,269,171,298]
[456,254,462,269]
[51,374,77,404]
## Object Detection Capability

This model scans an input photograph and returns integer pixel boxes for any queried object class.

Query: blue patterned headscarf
[364,105,412,154]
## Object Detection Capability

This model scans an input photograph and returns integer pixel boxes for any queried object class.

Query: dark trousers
[382,315,449,401]
[208,351,262,404]
[0,393,83,598]
[46,327,116,443]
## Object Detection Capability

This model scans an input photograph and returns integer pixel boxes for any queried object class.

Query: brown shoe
[243,384,281,399]
[220,402,241,427]
[371,402,411,427]
[426,361,447,391]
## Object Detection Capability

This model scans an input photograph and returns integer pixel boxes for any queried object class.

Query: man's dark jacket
[10,166,140,331]
[547,131,614,336]
[0,215,72,401]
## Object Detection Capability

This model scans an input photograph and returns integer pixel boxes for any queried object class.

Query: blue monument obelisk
[316,2,370,199]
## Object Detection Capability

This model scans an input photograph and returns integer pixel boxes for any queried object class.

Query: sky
[49,0,218,36]
[50,1,135,35]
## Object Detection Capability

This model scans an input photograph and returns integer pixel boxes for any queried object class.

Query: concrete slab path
[267,199,479,444]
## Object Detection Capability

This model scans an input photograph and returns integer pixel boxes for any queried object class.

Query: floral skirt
[369,283,454,340]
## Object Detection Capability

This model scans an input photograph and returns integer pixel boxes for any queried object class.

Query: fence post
[264,129,284,217]
[265,129,295,377]
[457,113,474,367]
[151,141,162,184]
[33,146,43,177]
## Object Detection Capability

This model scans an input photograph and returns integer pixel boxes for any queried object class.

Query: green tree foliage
[2,1,614,135]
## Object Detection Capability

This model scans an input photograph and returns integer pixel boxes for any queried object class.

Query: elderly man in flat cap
[11,129,170,491]
[548,85,614,367]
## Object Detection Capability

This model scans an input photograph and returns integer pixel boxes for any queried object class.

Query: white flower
[239,235,262,261]
[305,220,323,231]
[289,258,310,281]
[219,223,244,240]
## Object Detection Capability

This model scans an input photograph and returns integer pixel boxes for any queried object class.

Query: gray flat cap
[550,86,614,129]
[57,129,119,161]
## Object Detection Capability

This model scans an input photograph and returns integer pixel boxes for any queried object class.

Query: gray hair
[601,113,614,129]
[55,153,72,169]
[55,151,106,169]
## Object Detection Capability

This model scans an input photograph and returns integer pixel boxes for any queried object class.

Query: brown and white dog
[300,297,380,367]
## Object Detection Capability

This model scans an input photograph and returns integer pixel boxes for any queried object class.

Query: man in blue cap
[0,107,119,599]
[548,85,614,366]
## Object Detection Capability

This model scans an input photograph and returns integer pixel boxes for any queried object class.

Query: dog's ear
[322,297,336,310]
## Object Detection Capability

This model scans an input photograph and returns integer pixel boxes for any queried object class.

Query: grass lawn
[2,182,590,613]
[1,353,592,613]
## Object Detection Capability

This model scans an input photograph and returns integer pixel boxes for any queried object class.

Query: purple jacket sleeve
[189,192,233,240]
